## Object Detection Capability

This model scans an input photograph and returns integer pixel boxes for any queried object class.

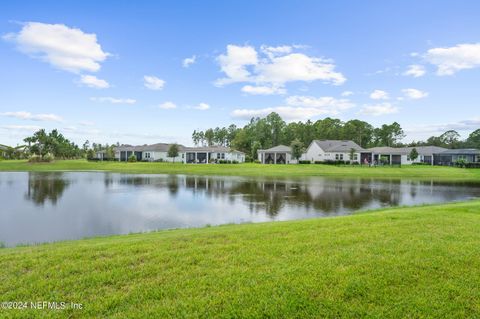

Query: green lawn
[1,159,480,181]
[1,200,480,318]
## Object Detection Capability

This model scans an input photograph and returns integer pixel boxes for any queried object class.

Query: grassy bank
[1,200,479,318]
[1,159,480,181]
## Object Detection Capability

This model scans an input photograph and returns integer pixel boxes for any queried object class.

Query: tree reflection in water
[110,175,480,217]
[25,172,71,206]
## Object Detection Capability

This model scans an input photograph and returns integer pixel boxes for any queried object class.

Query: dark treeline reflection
[23,172,480,215]
[112,175,480,216]
[25,172,71,206]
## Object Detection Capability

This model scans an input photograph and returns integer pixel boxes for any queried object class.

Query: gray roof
[368,146,408,155]
[116,143,244,154]
[116,143,187,152]
[436,148,480,155]
[184,146,245,154]
[258,145,291,153]
[313,140,365,152]
[368,146,448,155]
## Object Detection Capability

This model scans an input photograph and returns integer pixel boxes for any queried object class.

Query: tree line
[192,112,480,160]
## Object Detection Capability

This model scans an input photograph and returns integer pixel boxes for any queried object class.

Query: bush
[43,153,55,162]
[28,153,54,163]
[28,154,41,163]
[254,160,261,164]
[412,162,430,166]
[298,160,311,164]
[128,154,137,162]
[465,162,480,169]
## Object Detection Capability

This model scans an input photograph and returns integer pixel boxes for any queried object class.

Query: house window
[335,154,343,160]
[353,154,358,160]
[182,153,184,158]
[217,153,221,159]
[221,153,225,159]
[145,152,151,159]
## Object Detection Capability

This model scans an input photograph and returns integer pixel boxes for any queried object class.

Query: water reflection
[1,172,479,246]
[25,172,71,206]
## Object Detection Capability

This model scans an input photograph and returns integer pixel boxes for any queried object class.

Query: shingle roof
[313,140,365,152]
[115,143,187,152]
[437,148,480,155]
[184,146,245,154]
[258,145,292,153]
[115,143,244,154]
[368,146,448,155]
[368,146,408,155]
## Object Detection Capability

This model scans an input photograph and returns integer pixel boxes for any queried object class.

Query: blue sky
[1,0,480,146]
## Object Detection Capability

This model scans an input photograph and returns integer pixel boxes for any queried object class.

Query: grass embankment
[1,201,480,318]
[1,159,480,181]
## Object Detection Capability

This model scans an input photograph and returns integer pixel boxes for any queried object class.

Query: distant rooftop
[313,140,365,152]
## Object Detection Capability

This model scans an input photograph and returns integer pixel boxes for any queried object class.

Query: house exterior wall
[304,141,362,163]
[304,142,324,162]
[142,151,186,162]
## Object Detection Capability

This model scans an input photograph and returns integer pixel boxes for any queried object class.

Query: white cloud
[215,44,345,91]
[359,103,398,116]
[241,85,286,95]
[403,64,426,77]
[90,97,136,104]
[194,102,210,110]
[425,43,480,75]
[232,95,354,121]
[79,121,95,126]
[0,125,42,131]
[369,89,389,100]
[1,111,63,122]
[402,88,428,99]
[80,75,110,89]
[3,22,109,73]
[215,45,258,86]
[182,55,196,68]
[341,91,353,97]
[143,75,165,90]
[260,45,293,58]
[158,101,177,109]
[255,53,346,85]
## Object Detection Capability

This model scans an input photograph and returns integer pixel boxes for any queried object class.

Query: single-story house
[95,150,108,160]
[0,144,7,157]
[183,146,245,163]
[257,145,295,164]
[114,143,245,163]
[304,140,369,163]
[368,146,447,165]
[433,148,480,166]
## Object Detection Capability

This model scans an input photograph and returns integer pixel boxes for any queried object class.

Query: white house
[114,143,245,163]
[257,145,296,164]
[184,146,245,163]
[368,146,447,165]
[304,140,368,163]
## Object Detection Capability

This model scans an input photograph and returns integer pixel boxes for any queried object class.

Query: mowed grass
[1,159,480,181]
[1,201,480,318]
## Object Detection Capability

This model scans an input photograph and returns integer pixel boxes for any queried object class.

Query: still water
[1,172,479,246]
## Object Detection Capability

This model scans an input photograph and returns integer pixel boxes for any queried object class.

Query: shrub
[465,162,480,169]
[412,162,429,166]
[44,153,55,162]
[314,161,324,164]
[254,160,261,164]
[298,160,311,164]
[128,154,137,162]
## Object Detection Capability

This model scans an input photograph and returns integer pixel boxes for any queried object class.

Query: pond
[1,172,480,246]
